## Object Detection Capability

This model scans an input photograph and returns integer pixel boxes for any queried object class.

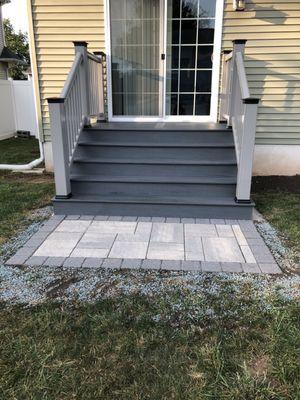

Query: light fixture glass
[233,0,246,11]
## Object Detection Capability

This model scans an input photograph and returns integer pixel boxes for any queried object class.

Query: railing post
[228,39,247,126]
[73,41,90,126]
[94,51,106,122]
[235,98,259,203]
[48,98,71,198]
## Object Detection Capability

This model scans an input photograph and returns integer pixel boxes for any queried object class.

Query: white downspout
[0,138,44,170]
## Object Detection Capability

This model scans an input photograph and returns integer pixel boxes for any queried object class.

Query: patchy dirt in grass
[0,171,54,184]
[46,275,81,299]
[249,355,270,378]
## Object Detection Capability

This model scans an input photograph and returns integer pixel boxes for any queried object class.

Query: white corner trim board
[253,145,300,176]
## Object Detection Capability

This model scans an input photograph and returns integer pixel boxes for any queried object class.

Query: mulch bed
[252,175,300,194]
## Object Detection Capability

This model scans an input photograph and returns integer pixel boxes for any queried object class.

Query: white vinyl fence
[0,79,39,140]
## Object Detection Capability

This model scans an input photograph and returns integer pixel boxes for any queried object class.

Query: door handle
[161,53,165,60]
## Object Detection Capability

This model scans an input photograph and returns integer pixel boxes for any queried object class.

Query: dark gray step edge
[70,176,237,184]
[84,128,232,133]
[72,158,237,166]
[54,194,254,207]
[78,141,234,148]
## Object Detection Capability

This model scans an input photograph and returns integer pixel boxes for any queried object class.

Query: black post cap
[235,197,252,204]
[243,98,260,104]
[232,39,247,44]
[73,41,88,47]
[47,97,65,104]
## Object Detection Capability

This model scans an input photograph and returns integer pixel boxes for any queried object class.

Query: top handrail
[225,51,233,62]
[87,52,102,63]
[60,52,83,99]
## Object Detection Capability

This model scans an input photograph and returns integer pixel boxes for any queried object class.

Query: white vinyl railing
[87,52,105,118]
[220,40,259,203]
[48,42,105,198]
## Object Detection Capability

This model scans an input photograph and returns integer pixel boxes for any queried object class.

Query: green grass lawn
[0,137,40,164]
[0,175,299,399]
[0,289,299,399]
[0,171,54,246]
[253,191,300,256]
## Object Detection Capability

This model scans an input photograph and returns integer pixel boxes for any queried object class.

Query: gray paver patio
[5,215,282,274]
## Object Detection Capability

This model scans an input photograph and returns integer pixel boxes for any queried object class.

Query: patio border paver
[5,215,283,274]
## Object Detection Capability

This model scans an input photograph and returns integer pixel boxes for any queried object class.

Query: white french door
[106,0,224,121]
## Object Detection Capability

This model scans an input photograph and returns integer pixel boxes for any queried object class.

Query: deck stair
[53,122,254,219]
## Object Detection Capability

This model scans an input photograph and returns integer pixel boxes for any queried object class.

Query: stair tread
[73,157,237,166]
[85,122,231,132]
[55,193,253,207]
[71,174,236,184]
[78,140,234,148]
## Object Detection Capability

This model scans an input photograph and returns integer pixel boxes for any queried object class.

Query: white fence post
[73,41,91,126]
[48,98,71,198]
[235,98,259,203]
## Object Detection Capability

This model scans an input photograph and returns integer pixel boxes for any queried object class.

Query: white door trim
[210,0,225,123]
[104,0,225,123]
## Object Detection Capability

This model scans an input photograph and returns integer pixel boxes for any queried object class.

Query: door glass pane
[166,0,217,117]
[180,46,196,68]
[182,0,198,18]
[181,20,197,44]
[199,0,216,17]
[197,45,213,68]
[110,0,160,116]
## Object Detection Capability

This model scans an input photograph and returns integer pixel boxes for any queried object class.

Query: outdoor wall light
[233,0,246,11]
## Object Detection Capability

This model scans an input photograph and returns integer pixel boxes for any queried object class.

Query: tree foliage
[3,19,30,80]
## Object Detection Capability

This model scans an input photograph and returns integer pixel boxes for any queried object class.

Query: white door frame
[104,0,224,122]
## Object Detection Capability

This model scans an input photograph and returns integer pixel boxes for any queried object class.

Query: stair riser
[76,146,236,160]
[71,162,237,177]
[71,181,236,197]
[54,200,253,219]
[81,130,234,144]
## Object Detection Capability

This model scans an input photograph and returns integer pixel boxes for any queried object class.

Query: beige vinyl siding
[29,0,105,141]
[31,0,300,145]
[223,0,300,145]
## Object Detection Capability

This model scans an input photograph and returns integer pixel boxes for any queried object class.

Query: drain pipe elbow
[0,139,45,171]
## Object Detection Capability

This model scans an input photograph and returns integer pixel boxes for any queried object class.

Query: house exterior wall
[223,0,300,146]
[28,0,105,144]
[29,0,300,174]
